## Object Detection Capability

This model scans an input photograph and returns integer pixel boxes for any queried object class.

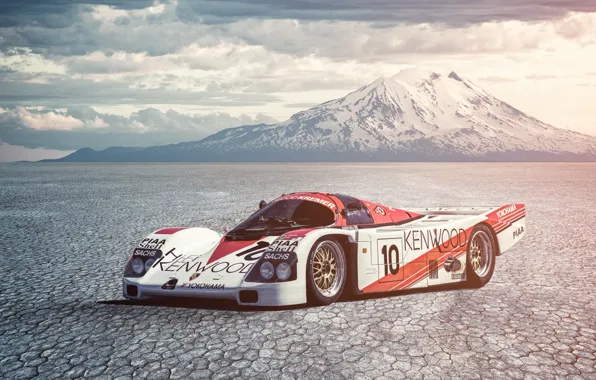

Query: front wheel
[306,239,347,306]
[466,225,496,288]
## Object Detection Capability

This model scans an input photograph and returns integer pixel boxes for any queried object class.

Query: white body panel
[122,204,526,307]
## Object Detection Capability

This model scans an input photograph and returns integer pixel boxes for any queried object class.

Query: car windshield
[227,199,336,238]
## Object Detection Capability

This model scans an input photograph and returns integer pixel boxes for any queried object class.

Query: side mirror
[259,200,267,209]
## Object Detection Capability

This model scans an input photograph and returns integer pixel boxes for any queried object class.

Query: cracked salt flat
[1,162,595,380]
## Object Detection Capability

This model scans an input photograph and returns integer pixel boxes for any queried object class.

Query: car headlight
[259,262,274,280]
[145,258,155,272]
[276,262,291,281]
[132,257,145,274]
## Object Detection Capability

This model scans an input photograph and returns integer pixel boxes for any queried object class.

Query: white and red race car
[122,192,526,307]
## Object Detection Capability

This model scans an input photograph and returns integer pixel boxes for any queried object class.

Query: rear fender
[483,204,527,254]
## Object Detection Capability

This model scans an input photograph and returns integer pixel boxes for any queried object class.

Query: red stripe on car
[155,227,188,235]
[363,227,472,293]
[206,238,259,264]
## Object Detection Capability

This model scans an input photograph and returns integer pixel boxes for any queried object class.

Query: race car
[122,192,526,307]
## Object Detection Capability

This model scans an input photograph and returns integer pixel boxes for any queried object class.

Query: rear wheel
[466,225,496,288]
[306,239,346,305]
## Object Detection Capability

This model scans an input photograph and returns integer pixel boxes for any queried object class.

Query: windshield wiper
[226,217,304,240]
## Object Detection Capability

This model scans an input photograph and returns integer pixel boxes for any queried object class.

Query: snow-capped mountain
[55,68,596,162]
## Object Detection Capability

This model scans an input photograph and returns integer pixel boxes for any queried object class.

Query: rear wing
[408,207,496,216]
[409,205,525,225]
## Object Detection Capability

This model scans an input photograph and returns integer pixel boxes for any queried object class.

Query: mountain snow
[57,68,596,161]
[194,68,596,157]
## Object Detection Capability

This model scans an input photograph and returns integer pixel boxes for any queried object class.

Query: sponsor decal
[276,195,336,209]
[151,248,181,270]
[380,244,400,276]
[404,229,467,252]
[263,252,291,260]
[513,226,525,239]
[180,283,225,290]
[244,250,298,282]
[429,260,438,280]
[156,242,270,274]
[451,272,466,280]
[138,238,166,250]
[133,248,160,257]
[374,206,386,216]
[497,205,517,219]
[160,257,256,274]
[266,237,303,253]
[207,240,268,264]
[235,241,270,261]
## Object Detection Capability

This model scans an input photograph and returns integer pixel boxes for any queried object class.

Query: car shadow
[97,282,469,312]
[340,282,467,303]
[97,298,307,312]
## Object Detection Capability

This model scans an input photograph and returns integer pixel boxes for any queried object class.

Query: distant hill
[48,68,596,162]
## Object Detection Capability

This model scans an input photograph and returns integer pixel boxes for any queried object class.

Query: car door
[375,227,431,290]
[361,228,429,292]
[376,235,405,283]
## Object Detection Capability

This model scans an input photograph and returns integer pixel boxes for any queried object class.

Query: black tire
[466,224,497,288]
[306,238,347,306]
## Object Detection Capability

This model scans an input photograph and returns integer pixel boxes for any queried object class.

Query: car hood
[136,235,278,290]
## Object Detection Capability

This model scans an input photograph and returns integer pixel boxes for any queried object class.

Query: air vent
[126,285,138,297]
[239,290,258,303]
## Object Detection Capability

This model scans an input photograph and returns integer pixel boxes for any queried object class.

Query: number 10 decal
[381,244,400,276]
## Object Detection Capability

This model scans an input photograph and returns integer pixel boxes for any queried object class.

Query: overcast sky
[1,0,595,161]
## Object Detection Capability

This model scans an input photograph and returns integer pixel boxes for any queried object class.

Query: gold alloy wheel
[469,230,493,278]
[311,241,345,297]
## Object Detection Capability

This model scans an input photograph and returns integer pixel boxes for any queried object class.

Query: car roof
[272,192,339,211]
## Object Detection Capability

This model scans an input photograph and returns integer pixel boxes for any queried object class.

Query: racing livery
[122,192,526,306]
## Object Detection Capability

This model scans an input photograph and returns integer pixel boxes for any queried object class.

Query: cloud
[284,102,319,108]
[64,51,147,74]
[0,69,281,106]
[0,106,278,150]
[0,2,206,57]
[479,76,518,83]
[2,2,595,61]
[15,107,84,130]
[5,8,593,108]
[526,74,558,80]
[0,1,160,28]
[220,13,596,59]
[1,0,596,157]
[2,1,594,35]
[0,140,73,162]
[175,0,596,25]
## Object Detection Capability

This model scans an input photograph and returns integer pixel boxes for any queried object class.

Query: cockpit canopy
[228,198,336,237]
